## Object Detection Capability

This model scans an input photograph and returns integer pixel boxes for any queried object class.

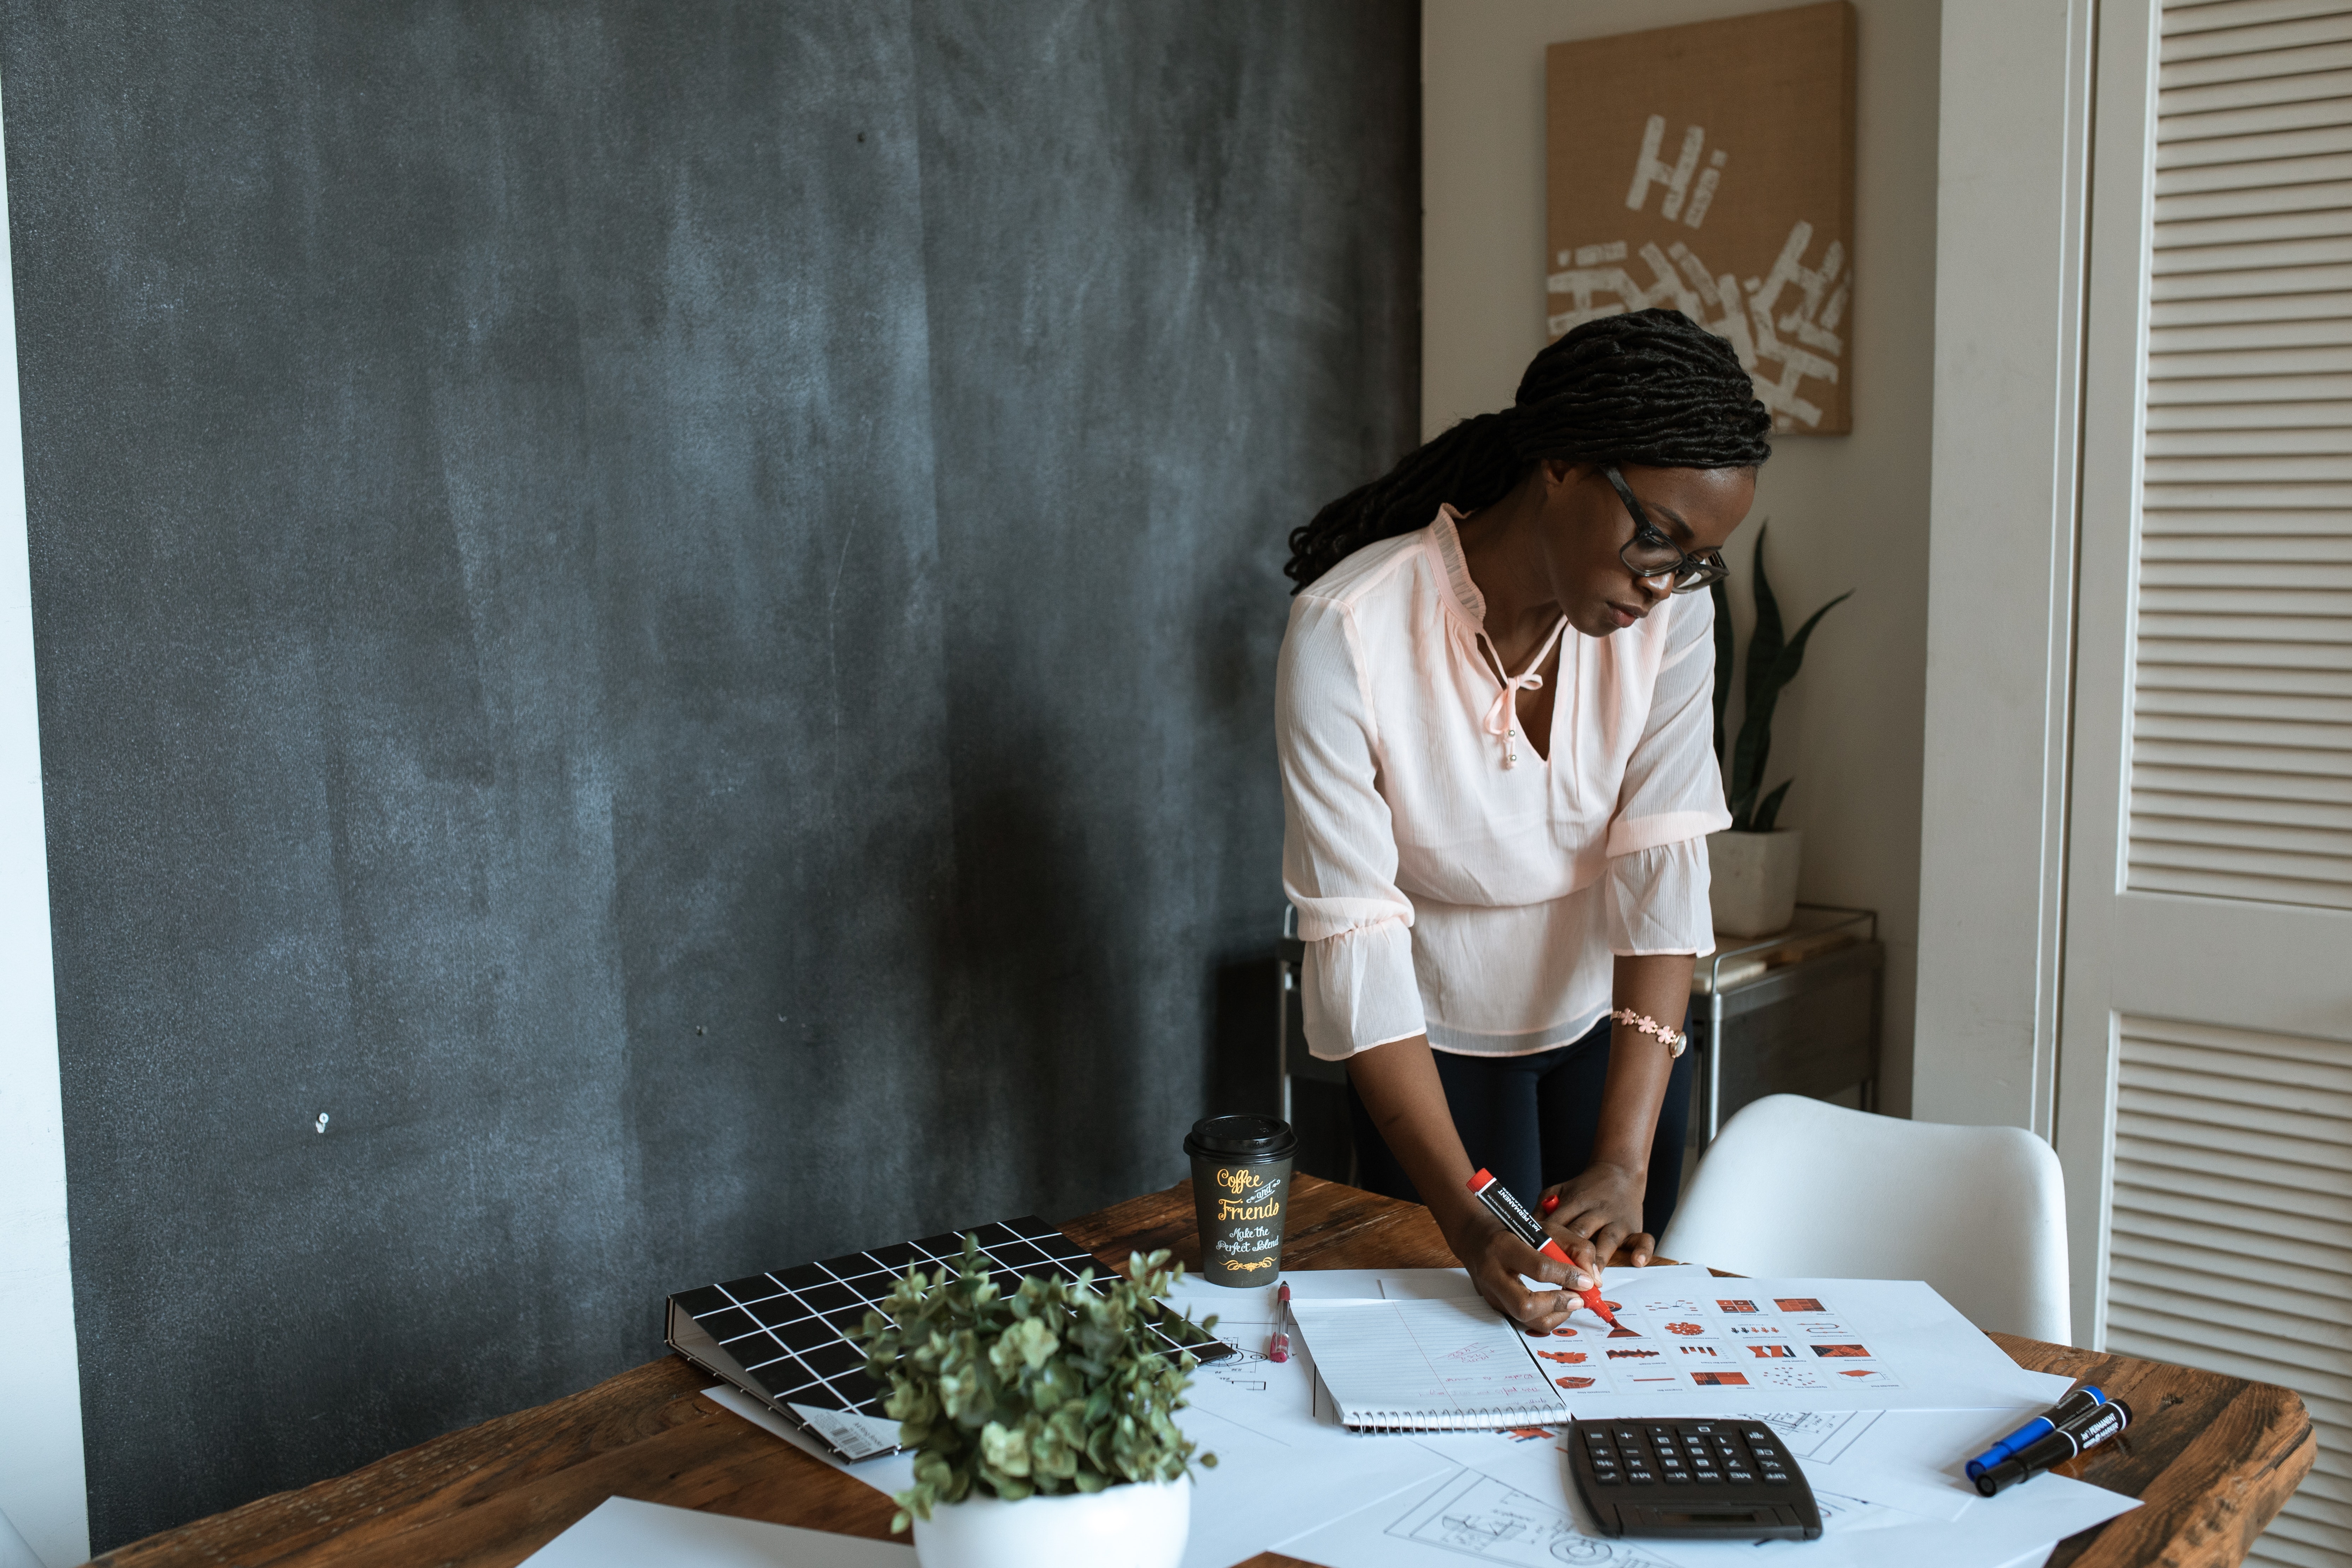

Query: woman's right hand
[1445,1207,1590,1336]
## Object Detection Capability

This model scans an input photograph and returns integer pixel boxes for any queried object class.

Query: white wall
[1913,0,2092,1136]
[0,71,88,1568]
[1424,0,1942,1116]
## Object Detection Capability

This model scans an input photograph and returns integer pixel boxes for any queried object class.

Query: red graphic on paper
[1606,1348,1661,1359]
[1678,1344,1719,1355]
[1775,1298,1828,1314]
[1536,1350,1588,1364]
[1716,1299,1760,1314]
[1666,1322,1705,1336]
[1749,1343,1797,1359]
[1607,1326,1644,1339]
[1690,1371,1750,1387]
[1505,1426,1555,1442]
[1811,1343,1871,1359]
[1556,1376,1596,1389]
[1838,1369,1884,1379]
[1551,1326,1579,1337]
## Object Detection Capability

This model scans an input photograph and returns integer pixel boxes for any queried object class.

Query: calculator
[1569,1418,1823,1540]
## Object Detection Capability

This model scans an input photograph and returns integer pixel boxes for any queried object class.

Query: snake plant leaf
[1722,526,1851,832]
[1743,523,1785,717]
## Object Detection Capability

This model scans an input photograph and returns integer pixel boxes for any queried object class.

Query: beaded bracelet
[1609,1007,1688,1058]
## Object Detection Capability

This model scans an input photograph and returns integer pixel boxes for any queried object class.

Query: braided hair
[1286,309,1772,590]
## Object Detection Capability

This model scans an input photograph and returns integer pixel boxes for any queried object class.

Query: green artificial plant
[853,1239,1217,1532]
[1710,522,1851,833]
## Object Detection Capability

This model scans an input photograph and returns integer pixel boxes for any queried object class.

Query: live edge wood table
[95,1176,2312,1568]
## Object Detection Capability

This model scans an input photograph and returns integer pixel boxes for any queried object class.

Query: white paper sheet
[1277,1427,2138,1568]
[1287,1296,1572,1425]
[519,1497,914,1567]
[1296,1276,2069,1418]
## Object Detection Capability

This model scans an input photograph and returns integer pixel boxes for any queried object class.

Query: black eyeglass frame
[1602,463,1729,595]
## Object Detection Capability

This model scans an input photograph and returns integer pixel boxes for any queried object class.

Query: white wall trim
[0,70,88,1568]
[1913,0,2095,1136]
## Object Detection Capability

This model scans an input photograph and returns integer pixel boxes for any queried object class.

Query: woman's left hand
[1541,1160,1654,1271]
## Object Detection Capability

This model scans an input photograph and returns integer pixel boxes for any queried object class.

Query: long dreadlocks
[1285,309,1772,590]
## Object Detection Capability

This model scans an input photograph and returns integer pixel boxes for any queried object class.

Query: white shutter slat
[2161,61,2352,117]
[2160,207,2352,253]
[2109,1010,2352,1568]
[2158,184,2352,226]
[2160,122,2352,166]
[2162,11,2352,58]
[2145,747,2352,799]
[2157,153,2352,195]
[2146,396,2352,427]
[2143,451,2352,480]
[2153,290,2352,326]
[2168,1,2352,40]
[2138,635,2352,670]
[2162,96,2352,147]
[2147,413,2352,444]
[2135,615,2352,649]
[2150,342,2352,377]
[2152,315,2352,353]
[2151,245,2352,282]
[2159,40,2352,90]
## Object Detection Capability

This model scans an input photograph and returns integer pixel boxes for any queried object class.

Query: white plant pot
[912,1475,1190,1568]
[1708,828,1803,939]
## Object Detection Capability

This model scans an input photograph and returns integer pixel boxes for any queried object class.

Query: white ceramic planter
[912,1475,1190,1568]
[1707,828,1802,938]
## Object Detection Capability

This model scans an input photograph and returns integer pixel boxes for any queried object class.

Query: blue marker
[1966,1386,2105,1480]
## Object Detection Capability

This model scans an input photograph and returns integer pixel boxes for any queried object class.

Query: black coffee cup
[1183,1114,1298,1286]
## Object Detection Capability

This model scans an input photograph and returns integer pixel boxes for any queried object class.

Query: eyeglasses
[1603,464,1728,595]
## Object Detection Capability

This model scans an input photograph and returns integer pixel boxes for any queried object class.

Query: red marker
[1466,1169,1619,1328]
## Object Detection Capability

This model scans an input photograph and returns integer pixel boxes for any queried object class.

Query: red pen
[1266,1281,1293,1362]
[1466,1169,1619,1328]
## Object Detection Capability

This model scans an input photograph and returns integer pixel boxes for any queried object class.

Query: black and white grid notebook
[666,1215,1231,1462]
[1287,1295,1570,1432]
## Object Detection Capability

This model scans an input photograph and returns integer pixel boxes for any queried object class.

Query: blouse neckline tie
[1478,616,1568,769]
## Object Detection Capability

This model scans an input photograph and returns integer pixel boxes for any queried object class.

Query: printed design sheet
[1531,1278,2068,1417]
[1280,1428,2141,1568]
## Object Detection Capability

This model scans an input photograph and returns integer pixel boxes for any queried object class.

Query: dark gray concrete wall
[1,0,1417,1547]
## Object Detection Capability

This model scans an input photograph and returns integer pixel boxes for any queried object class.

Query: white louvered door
[2061,3,2352,1566]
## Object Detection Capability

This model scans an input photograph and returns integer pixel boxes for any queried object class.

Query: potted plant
[854,1239,1217,1568]
[1708,524,1850,937]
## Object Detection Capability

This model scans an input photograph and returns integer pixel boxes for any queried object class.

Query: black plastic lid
[1184,1114,1298,1160]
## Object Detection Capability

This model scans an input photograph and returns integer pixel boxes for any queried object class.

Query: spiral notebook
[1287,1295,1569,1431]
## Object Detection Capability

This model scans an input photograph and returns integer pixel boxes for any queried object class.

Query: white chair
[1656,1094,2072,1344]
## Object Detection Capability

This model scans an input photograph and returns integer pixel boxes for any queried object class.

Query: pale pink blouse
[1277,506,1728,1060]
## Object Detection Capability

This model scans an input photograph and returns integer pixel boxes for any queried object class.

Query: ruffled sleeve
[1601,591,1730,955]
[1276,593,1426,1060]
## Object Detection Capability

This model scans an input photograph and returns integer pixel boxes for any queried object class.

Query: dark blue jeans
[1346,1012,1695,1240]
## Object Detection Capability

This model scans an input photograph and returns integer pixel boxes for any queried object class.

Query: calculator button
[1663,1471,1691,1483]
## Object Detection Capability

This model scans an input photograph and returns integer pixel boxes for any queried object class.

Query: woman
[1276,308,1768,1334]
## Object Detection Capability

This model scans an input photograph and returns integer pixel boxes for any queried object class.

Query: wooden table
[93,1176,2312,1568]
